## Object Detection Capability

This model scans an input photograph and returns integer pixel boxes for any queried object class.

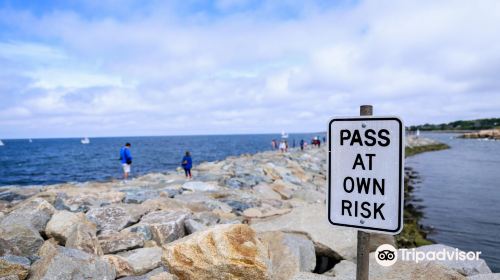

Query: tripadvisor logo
[375,244,398,267]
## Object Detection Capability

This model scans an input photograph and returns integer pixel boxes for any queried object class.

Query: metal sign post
[327,105,404,280]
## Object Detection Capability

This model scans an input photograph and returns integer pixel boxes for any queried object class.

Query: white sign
[327,117,404,234]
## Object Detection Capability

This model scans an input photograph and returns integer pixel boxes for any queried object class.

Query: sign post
[327,105,404,280]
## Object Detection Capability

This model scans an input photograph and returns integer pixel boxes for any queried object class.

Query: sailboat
[81,137,90,144]
[29,138,33,143]
[0,139,4,146]
[281,130,289,139]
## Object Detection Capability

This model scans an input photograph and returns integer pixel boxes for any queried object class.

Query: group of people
[119,143,193,180]
[271,135,326,152]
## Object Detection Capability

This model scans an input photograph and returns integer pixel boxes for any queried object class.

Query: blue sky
[0,0,499,138]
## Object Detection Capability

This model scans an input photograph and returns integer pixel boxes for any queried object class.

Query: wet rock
[0,256,30,280]
[184,218,207,234]
[45,210,89,244]
[182,181,220,192]
[162,224,271,280]
[259,231,316,280]
[140,210,190,246]
[0,224,44,258]
[117,247,163,275]
[29,241,116,280]
[0,198,55,232]
[99,231,144,254]
[220,199,254,213]
[65,222,103,255]
[251,203,357,260]
[102,254,134,278]
[86,205,133,233]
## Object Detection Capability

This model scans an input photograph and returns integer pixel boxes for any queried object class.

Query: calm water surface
[407,132,500,272]
[0,133,322,186]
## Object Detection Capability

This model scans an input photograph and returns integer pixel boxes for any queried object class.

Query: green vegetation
[396,143,450,248]
[405,143,450,157]
[409,118,500,131]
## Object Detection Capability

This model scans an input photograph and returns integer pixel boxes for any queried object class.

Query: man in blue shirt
[120,143,132,180]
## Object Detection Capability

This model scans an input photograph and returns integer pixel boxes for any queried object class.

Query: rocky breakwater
[460,129,500,140]
[0,138,496,279]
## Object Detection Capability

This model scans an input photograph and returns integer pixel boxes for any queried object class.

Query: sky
[0,0,499,138]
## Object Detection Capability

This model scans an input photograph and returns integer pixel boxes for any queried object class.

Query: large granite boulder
[117,247,163,275]
[86,205,134,233]
[45,211,90,244]
[139,210,190,246]
[0,224,44,258]
[251,203,357,260]
[102,254,134,278]
[467,274,500,280]
[65,222,103,255]
[29,240,116,280]
[182,181,220,192]
[0,256,30,280]
[259,231,316,280]
[0,198,55,232]
[162,224,271,280]
[99,231,144,254]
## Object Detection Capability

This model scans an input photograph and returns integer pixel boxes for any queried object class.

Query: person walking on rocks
[300,139,305,151]
[181,151,193,179]
[120,143,132,180]
[271,139,277,150]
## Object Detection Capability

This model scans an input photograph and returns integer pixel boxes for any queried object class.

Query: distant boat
[29,138,33,143]
[281,130,289,139]
[0,139,4,146]
[81,137,90,144]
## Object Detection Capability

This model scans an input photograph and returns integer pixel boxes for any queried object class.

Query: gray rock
[99,231,144,254]
[120,267,167,280]
[259,231,316,280]
[65,222,103,255]
[118,247,163,275]
[45,211,90,244]
[86,205,133,233]
[0,191,27,202]
[0,224,44,258]
[122,224,153,241]
[0,255,30,268]
[0,256,30,280]
[184,219,207,234]
[0,198,55,232]
[140,210,190,246]
[29,241,116,280]
[123,189,159,204]
[182,181,220,192]
[251,203,357,260]
[292,272,335,280]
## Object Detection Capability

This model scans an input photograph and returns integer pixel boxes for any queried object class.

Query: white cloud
[0,0,499,138]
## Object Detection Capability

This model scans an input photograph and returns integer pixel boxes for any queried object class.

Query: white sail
[81,137,90,144]
[281,130,289,139]
[0,140,4,146]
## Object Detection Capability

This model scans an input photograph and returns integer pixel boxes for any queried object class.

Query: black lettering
[374,203,385,220]
[342,200,352,216]
[378,129,390,146]
[364,129,377,146]
[366,153,376,170]
[350,130,363,146]
[352,154,365,170]
[373,178,385,195]
[360,202,371,218]
[343,177,354,193]
[356,177,371,194]
[340,130,351,146]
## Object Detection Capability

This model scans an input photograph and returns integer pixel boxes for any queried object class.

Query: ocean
[0,133,323,186]
[407,132,500,272]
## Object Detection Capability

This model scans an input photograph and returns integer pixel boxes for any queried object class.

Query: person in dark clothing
[181,151,193,179]
[120,143,132,180]
[300,139,305,151]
